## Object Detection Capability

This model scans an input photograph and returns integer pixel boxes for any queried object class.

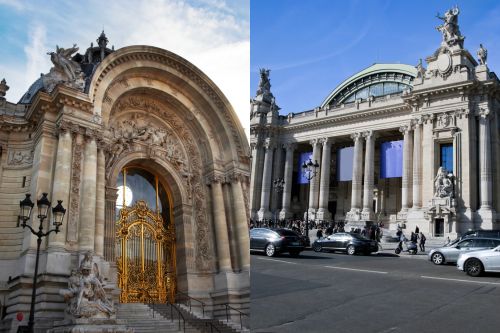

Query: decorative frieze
[7,150,33,166]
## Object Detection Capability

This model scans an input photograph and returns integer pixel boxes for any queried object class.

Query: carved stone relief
[7,150,33,166]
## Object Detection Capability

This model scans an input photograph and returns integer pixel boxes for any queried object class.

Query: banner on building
[337,147,354,181]
[380,140,403,178]
[297,152,313,184]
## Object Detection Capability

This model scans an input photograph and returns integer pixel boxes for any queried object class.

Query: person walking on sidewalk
[419,232,426,252]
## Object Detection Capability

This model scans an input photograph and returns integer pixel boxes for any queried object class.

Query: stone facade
[250,8,500,239]
[0,32,250,332]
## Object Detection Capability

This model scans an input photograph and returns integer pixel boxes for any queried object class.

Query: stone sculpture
[433,167,454,198]
[436,6,463,46]
[60,251,114,319]
[44,44,85,92]
[477,44,487,65]
[256,68,271,96]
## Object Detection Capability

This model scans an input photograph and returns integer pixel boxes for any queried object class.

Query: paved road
[251,250,500,333]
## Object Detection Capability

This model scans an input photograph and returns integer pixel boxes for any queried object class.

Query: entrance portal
[115,167,176,303]
[434,218,444,237]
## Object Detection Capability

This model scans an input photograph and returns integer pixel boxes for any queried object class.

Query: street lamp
[18,193,66,333]
[302,158,320,243]
[273,178,285,227]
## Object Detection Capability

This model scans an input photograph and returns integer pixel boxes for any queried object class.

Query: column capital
[282,142,296,151]
[350,132,363,141]
[309,138,321,146]
[399,125,412,135]
[263,139,276,150]
[411,116,424,127]
[362,130,377,140]
[478,107,490,118]
[318,137,334,146]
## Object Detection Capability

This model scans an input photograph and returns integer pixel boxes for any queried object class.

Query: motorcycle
[395,240,418,255]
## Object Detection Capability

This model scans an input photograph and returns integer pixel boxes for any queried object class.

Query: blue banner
[440,144,453,173]
[297,152,313,184]
[337,147,354,181]
[380,140,403,178]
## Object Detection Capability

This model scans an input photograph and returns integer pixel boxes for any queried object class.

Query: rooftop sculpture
[436,6,464,47]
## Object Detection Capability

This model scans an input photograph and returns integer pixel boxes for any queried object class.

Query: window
[440,143,453,173]
[458,239,474,248]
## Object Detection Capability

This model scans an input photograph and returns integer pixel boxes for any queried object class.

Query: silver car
[428,238,500,265]
[457,245,500,276]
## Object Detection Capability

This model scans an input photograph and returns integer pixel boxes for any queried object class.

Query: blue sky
[251,0,500,114]
[0,0,249,134]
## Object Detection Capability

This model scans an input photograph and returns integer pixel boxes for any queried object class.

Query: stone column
[362,131,376,220]
[249,142,262,219]
[308,139,321,217]
[79,136,97,252]
[94,148,106,257]
[104,187,118,261]
[399,125,413,215]
[231,178,250,271]
[478,110,493,210]
[280,143,295,219]
[412,120,423,209]
[258,140,274,220]
[317,138,332,221]
[48,129,72,249]
[348,132,363,220]
[211,179,232,271]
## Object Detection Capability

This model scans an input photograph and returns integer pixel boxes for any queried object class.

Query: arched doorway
[115,166,176,303]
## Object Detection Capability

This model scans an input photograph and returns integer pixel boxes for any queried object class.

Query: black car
[250,228,305,257]
[312,232,378,255]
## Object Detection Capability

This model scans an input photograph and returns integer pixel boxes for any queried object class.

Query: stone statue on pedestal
[436,6,463,47]
[44,44,85,92]
[60,251,114,319]
[433,167,454,198]
[477,44,487,65]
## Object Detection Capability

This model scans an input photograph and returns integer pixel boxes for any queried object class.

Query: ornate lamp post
[302,158,320,242]
[18,193,66,333]
[273,178,285,227]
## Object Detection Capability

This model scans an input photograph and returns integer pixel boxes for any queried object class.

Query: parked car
[429,238,500,265]
[312,232,378,255]
[457,245,500,277]
[446,230,500,247]
[250,228,305,257]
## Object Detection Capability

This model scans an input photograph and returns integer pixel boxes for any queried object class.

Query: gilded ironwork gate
[116,200,176,303]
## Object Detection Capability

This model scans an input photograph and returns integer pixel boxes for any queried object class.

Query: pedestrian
[444,236,450,245]
[316,228,323,240]
[326,225,333,236]
[415,226,420,234]
[419,232,426,252]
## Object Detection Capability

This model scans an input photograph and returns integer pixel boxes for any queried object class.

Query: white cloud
[2,0,249,136]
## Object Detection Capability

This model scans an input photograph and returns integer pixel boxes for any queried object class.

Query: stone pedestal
[48,318,131,333]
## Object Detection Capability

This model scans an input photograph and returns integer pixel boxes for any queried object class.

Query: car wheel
[289,250,300,257]
[395,247,401,254]
[465,258,483,277]
[431,252,444,265]
[347,245,356,255]
[265,243,276,257]
[313,244,322,252]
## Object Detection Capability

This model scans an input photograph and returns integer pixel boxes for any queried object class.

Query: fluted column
[79,137,97,252]
[348,133,363,219]
[399,125,413,214]
[211,179,232,271]
[48,129,72,248]
[412,120,423,209]
[258,140,275,220]
[231,178,251,271]
[94,147,106,257]
[104,187,118,261]
[362,131,376,220]
[308,139,321,215]
[317,138,332,220]
[478,110,493,210]
[280,143,295,219]
[249,142,262,219]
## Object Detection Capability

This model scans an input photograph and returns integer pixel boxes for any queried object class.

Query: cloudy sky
[251,0,500,114]
[0,0,249,135]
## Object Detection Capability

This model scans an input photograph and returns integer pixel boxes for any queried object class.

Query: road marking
[257,257,298,264]
[323,265,388,274]
[420,275,500,285]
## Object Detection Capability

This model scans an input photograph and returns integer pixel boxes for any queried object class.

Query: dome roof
[321,63,417,108]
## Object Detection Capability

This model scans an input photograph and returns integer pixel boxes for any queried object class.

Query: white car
[457,245,500,277]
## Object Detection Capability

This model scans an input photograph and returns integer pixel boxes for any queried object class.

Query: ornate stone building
[250,7,500,239]
[0,32,250,332]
